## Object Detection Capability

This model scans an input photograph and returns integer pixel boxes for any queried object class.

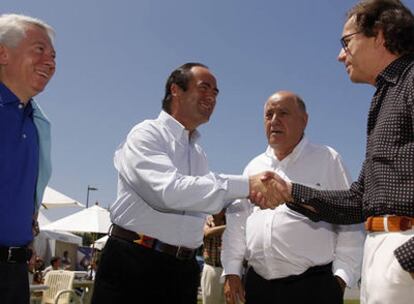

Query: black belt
[250,262,333,283]
[111,224,196,261]
[0,246,32,264]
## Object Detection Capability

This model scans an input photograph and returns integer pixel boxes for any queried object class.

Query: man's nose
[205,91,217,103]
[338,48,346,62]
[271,114,279,124]
[43,50,56,68]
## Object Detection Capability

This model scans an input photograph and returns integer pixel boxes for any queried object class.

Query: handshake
[248,171,293,209]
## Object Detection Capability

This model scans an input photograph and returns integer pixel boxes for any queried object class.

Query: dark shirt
[0,83,39,246]
[290,55,414,272]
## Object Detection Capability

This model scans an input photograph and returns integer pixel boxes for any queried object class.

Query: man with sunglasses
[253,0,414,303]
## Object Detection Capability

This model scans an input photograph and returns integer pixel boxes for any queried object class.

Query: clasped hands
[248,171,292,209]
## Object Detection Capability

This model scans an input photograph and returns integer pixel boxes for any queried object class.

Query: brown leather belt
[365,215,414,232]
[0,246,32,264]
[110,224,196,260]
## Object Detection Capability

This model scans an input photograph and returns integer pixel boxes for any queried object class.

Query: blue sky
[5,1,413,218]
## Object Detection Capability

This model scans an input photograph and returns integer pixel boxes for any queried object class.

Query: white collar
[158,111,201,144]
[265,137,308,166]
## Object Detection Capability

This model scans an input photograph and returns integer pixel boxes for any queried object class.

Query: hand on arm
[204,225,226,238]
[248,171,293,209]
[224,275,245,304]
[204,213,226,238]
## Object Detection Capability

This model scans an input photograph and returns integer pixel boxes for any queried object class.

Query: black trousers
[245,264,343,304]
[92,236,200,304]
[0,262,30,304]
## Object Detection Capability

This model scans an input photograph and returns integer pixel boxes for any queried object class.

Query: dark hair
[50,256,60,265]
[348,0,414,55]
[162,62,208,114]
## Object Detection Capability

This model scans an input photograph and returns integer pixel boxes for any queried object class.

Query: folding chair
[41,270,82,304]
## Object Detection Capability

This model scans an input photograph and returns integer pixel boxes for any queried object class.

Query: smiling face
[264,91,308,160]
[170,66,218,131]
[0,23,56,103]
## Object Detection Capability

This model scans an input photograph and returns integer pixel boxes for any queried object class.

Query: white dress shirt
[221,138,365,287]
[110,111,249,249]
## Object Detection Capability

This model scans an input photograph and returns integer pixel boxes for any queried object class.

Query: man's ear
[302,112,309,128]
[374,29,386,49]
[170,83,181,98]
[0,45,10,65]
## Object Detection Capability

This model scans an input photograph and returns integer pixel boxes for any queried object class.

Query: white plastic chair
[41,270,82,304]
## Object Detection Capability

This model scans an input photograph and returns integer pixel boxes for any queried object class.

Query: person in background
[33,256,45,284]
[222,91,364,304]
[201,209,226,304]
[43,256,62,277]
[28,253,36,284]
[0,14,56,304]
[61,250,71,270]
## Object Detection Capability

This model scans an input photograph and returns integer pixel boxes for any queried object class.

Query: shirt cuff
[221,260,244,277]
[222,175,249,202]
[292,183,314,204]
[287,183,321,222]
[333,269,352,287]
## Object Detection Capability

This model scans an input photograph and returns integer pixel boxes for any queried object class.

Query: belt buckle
[7,247,19,263]
[175,246,193,260]
[134,234,154,249]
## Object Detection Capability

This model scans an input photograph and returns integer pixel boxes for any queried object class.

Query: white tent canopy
[94,235,109,250]
[36,229,82,251]
[38,209,52,227]
[35,209,82,267]
[42,205,111,234]
[42,186,85,209]
[34,229,82,265]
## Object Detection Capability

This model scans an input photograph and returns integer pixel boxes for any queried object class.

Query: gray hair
[0,14,55,48]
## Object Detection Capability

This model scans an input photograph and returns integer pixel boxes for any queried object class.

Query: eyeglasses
[340,31,362,52]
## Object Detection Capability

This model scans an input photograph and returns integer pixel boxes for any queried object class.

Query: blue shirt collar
[0,82,21,105]
[0,82,34,110]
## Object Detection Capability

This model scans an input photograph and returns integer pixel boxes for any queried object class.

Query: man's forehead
[191,67,218,92]
[343,16,357,34]
[266,95,296,107]
[24,25,55,47]
[192,67,216,82]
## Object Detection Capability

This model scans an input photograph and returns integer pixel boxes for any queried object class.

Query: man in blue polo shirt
[0,14,56,304]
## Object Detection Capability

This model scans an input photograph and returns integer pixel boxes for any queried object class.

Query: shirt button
[22,134,27,139]
[18,104,24,109]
